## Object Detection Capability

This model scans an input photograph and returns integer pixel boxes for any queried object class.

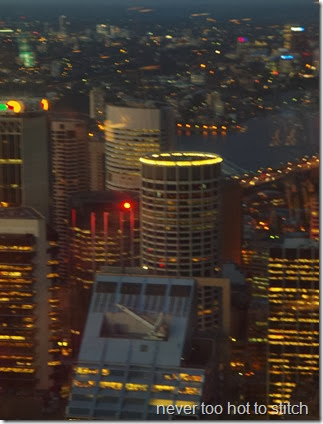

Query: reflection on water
[177,109,319,172]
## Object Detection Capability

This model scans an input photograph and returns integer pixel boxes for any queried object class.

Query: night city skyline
[0,0,319,420]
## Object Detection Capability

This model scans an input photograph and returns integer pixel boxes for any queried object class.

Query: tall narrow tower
[51,116,89,278]
[140,152,222,277]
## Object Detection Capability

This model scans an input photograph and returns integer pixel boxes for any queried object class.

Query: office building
[66,272,205,420]
[51,116,89,279]
[195,277,230,336]
[279,55,295,75]
[105,102,175,191]
[221,179,242,265]
[0,207,60,391]
[58,15,67,37]
[283,25,309,55]
[68,191,140,355]
[18,36,35,68]
[206,92,224,117]
[236,37,250,57]
[309,194,319,240]
[267,238,319,415]
[89,87,106,122]
[88,132,105,191]
[140,152,222,277]
[0,97,51,220]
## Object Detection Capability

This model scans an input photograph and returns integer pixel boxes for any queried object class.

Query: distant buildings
[105,103,175,191]
[58,15,67,37]
[0,207,59,392]
[206,92,224,117]
[140,152,222,277]
[18,36,35,68]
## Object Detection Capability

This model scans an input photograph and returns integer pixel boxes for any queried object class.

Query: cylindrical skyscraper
[140,152,223,277]
[105,102,175,191]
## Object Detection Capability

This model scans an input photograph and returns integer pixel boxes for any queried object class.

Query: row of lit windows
[73,380,201,393]
[74,369,202,383]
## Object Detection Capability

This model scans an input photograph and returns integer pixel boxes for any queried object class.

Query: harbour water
[177,109,319,173]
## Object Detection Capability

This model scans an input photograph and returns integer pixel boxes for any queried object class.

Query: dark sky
[1,0,318,22]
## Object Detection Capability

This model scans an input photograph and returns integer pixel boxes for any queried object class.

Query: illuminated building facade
[51,116,89,278]
[140,152,222,277]
[0,98,51,220]
[241,241,272,406]
[68,191,140,355]
[279,55,295,75]
[66,273,205,420]
[18,36,35,68]
[105,103,175,191]
[267,238,319,414]
[236,36,250,57]
[283,25,308,55]
[195,277,230,336]
[0,207,60,391]
[309,194,319,240]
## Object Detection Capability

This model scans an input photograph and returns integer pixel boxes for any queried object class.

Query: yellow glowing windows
[75,367,99,375]
[99,381,122,390]
[125,383,148,391]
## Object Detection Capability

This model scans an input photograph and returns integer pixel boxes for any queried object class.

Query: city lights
[0,2,318,421]
[122,201,132,209]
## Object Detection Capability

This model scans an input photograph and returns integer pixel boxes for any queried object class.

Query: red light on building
[123,202,132,210]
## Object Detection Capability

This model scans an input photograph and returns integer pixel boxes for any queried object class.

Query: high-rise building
[66,271,206,420]
[105,102,175,191]
[267,238,319,416]
[236,37,250,57]
[89,136,105,191]
[283,25,308,55]
[51,116,89,278]
[309,194,319,240]
[0,207,59,392]
[89,87,105,122]
[0,97,51,220]
[68,191,140,355]
[221,179,242,265]
[206,92,224,117]
[140,152,222,277]
[18,36,35,68]
[58,15,67,36]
